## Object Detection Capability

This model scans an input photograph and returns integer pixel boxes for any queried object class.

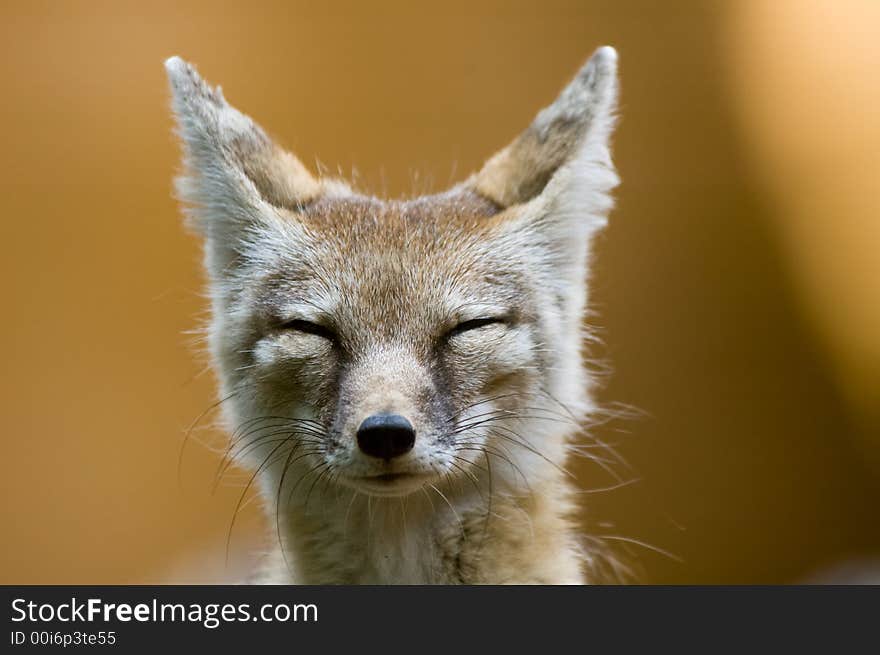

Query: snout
[356,413,415,460]
[332,347,441,495]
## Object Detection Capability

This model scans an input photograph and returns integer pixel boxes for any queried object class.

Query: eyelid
[447,317,508,338]
[278,318,337,341]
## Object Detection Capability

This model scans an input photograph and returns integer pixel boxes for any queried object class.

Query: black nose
[356,414,416,460]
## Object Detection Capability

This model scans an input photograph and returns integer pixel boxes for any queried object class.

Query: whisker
[595,535,684,564]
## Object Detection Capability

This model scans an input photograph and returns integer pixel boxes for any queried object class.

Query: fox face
[167,49,618,504]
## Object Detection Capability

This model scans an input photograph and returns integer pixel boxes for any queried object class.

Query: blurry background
[2,0,878,583]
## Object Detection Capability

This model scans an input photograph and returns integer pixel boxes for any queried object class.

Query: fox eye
[447,317,507,338]
[279,319,336,342]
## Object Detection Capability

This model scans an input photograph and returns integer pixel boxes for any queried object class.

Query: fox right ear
[165,57,322,260]
[468,46,619,219]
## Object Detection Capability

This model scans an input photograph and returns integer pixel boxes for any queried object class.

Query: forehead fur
[255,189,535,337]
[295,187,502,240]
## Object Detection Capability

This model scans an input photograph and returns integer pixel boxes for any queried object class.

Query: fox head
[166,48,618,503]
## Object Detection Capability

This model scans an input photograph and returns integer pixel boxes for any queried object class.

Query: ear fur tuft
[470,46,619,214]
[164,56,321,236]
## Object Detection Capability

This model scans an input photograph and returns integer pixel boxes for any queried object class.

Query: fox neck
[261,463,584,584]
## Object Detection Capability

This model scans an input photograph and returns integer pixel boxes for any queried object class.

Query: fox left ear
[469,46,619,237]
[165,57,325,274]
[165,56,322,216]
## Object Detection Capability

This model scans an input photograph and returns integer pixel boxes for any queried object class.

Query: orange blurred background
[2,0,878,584]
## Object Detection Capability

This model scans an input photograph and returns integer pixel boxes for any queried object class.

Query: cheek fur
[443,326,537,397]
[250,334,339,410]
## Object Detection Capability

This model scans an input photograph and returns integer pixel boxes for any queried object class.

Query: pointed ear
[164,56,321,263]
[469,46,619,229]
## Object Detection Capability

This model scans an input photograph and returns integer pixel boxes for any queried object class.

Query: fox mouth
[342,471,434,497]
[370,473,410,482]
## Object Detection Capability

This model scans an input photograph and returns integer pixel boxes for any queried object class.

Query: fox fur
[166,46,620,584]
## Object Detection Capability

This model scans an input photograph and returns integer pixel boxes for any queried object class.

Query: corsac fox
[166,46,620,584]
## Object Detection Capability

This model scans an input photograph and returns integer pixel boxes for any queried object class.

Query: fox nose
[356,413,416,460]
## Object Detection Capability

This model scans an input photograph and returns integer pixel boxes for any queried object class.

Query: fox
[165,45,620,584]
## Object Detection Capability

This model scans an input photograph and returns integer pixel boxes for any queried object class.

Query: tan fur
[165,47,620,584]
[253,482,582,584]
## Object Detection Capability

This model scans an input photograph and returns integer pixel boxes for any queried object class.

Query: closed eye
[279,318,337,342]
[447,317,507,338]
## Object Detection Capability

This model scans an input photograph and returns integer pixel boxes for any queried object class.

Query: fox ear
[165,56,321,266]
[469,46,619,231]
